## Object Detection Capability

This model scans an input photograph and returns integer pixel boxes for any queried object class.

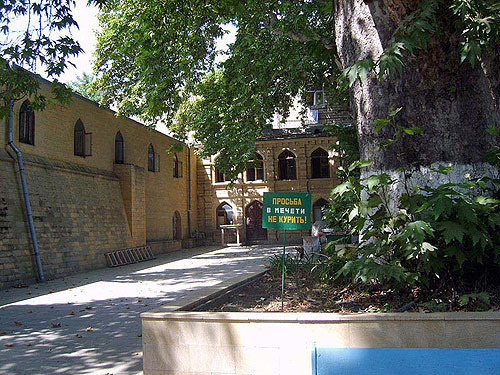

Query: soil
[206,273,500,313]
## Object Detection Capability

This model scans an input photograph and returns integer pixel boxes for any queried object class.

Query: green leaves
[437,221,465,244]
[401,221,434,243]
[339,59,375,88]
[327,162,500,290]
[451,0,500,67]
[93,0,343,174]
[1,0,84,116]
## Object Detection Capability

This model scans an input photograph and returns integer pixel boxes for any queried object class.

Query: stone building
[196,89,351,244]
[1,79,350,287]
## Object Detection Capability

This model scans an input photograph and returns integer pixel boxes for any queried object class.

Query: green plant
[458,292,491,311]
[268,253,303,279]
[328,161,500,289]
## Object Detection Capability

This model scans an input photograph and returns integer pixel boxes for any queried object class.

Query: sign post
[262,192,311,311]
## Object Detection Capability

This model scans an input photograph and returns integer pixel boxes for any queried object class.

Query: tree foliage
[0,0,104,117]
[93,0,500,174]
[68,72,102,103]
[94,0,342,176]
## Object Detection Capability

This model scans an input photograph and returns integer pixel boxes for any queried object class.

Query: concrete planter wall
[141,310,500,375]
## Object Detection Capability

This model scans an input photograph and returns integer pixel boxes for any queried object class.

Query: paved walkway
[0,245,280,375]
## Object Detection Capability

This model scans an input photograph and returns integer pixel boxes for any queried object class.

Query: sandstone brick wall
[0,78,196,287]
[0,151,133,288]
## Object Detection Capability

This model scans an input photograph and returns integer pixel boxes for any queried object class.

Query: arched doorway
[245,201,267,242]
[173,211,182,240]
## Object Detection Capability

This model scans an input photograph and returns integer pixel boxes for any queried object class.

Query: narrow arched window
[19,100,35,145]
[173,211,182,240]
[173,153,183,178]
[278,150,296,180]
[311,148,329,178]
[216,202,234,227]
[115,131,124,164]
[148,144,156,172]
[74,120,85,157]
[313,198,329,222]
[246,153,264,181]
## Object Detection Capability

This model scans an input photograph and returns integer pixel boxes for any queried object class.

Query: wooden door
[245,201,267,241]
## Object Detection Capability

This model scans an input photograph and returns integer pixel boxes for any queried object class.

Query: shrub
[329,163,500,289]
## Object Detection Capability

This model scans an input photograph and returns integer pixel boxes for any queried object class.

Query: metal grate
[105,246,155,267]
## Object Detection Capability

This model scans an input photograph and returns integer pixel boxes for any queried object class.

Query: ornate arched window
[246,153,264,181]
[313,198,329,222]
[19,100,35,145]
[311,148,329,178]
[115,131,124,164]
[173,153,183,178]
[74,119,92,157]
[278,150,296,180]
[216,202,234,227]
[148,144,157,172]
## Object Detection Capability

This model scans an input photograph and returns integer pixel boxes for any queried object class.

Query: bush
[328,163,500,289]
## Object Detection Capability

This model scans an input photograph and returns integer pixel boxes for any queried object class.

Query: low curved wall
[141,310,500,375]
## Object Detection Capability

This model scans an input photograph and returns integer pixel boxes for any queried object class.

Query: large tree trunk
[333,0,499,186]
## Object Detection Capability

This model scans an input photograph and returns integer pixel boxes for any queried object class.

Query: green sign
[262,192,311,230]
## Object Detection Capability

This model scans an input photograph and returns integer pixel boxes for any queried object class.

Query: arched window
[216,202,234,227]
[173,211,182,240]
[215,166,227,183]
[173,153,183,178]
[148,144,159,172]
[74,120,92,157]
[311,148,329,178]
[19,100,35,145]
[278,150,296,180]
[313,198,329,222]
[246,153,264,181]
[115,131,124,164]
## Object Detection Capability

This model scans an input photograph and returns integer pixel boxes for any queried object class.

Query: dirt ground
[206,273,500,313]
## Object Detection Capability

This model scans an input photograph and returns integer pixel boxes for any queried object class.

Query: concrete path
[0,245,280,375]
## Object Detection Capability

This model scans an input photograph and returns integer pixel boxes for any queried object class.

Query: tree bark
[333,0,499,180]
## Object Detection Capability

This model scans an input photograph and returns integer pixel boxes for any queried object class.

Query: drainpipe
[187,147,192,237]
[7,99,45,282]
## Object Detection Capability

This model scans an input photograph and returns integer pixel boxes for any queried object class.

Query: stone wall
[142,310,500,375]
[0,78,196,287]
[0,151,133,288]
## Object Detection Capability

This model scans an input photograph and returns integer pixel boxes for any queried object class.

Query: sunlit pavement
[0,244,281,375]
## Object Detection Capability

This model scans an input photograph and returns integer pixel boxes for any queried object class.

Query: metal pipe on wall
[7,99,45,282]
[187,147,191,236]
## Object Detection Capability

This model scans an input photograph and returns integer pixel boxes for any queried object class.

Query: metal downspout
[7,99,45,282]
[187,147,192,236]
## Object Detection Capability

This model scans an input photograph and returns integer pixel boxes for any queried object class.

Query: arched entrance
[245,201,267,242]
[173,211,182,240]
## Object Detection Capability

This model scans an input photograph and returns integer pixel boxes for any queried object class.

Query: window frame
[19,100,35,145]
[306,89,325,108]
[278,150,297,180]
[148,144,159,172]
[311,148,330,179]
[74,120,92,157]
[115,131,124,164]
[214,166,227,183]
[173,153,183,178]
[246,153,264,182]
